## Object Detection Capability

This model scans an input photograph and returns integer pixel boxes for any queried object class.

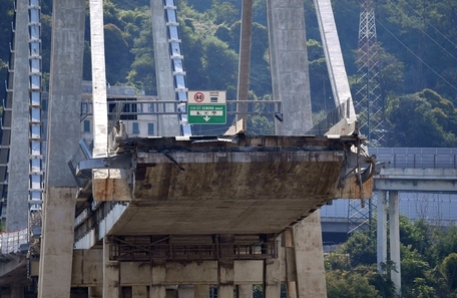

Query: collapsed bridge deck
[74,134,372,245]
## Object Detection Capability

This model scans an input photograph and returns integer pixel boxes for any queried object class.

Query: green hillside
[1,0,457,145]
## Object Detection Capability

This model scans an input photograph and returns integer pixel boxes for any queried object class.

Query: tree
[326,270,382,298]
[126,9,156,94]
[336,231,377,267]
[201,36,238,90]
[385,92,454,147]
[442,253,457,292]
[104,23,130,84]
[210,0,239,25]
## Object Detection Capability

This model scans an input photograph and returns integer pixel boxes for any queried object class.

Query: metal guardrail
[81,100,283,118]
[369,148,457,169]
[0,229,28,256]
[110,242,278,262]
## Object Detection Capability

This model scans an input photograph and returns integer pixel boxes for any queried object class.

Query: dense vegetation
[326,216,457,297]
[0,0,456,295]
[1,0,457,140]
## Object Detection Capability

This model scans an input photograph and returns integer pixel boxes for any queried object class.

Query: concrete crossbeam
[70,249,301,287]
[377,168,457,178]
[375,179,457,192]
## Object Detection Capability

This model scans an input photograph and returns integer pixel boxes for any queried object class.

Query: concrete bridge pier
[264,240,281,298]
[288,211,327,298]
[377,190,401,296]
[37,0,85,296]
[266,0,327,295]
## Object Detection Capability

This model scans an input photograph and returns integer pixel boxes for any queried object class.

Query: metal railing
[369,148,457,169]
[81,100,283,118]
[110,242,278,262]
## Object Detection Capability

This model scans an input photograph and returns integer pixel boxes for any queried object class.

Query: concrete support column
[89,287,103,298]
[284,228,297,298]
[218,260,234,298]
[194,285,209,298]
[150,0,180,136]
[218,234,235,298]
[133,286,148,298]
[389,191,401,296]
[377,191,388,273]
[237,285,252,298]
[103,238,120,298]
[38,188,78,297]
[37,0,85,296]
[10,287,23,298]
[264,237,281,298]
[151,262,166,298]
[236,0,253,130]
[293,210,327,298]
[266,0,313,135]
[264,258,280,298]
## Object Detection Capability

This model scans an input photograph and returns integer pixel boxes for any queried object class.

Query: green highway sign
[187,104,227,124]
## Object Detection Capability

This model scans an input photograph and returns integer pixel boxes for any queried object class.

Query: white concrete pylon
[389,191,401,296]
[377,190,388,272]
[89,0,108,157]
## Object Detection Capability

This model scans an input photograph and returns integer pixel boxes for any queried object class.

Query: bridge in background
[0,0,375,297]
[322,147,457,236]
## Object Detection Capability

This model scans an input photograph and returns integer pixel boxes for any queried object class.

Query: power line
[385,0,457,64]
[399,0,457,49]
[376,18,457,93]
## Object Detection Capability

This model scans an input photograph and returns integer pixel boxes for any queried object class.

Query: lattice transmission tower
[348,0,381,234]
[355,0,383,145]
